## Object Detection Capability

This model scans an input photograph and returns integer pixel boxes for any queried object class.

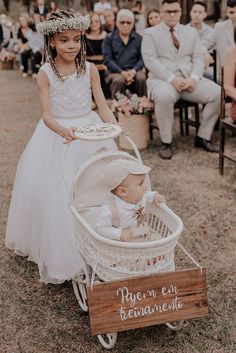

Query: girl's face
[90,14,101,33]
[50,30,81,63]
[148,11,161,27]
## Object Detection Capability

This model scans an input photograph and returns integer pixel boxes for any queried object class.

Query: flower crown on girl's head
[37,12,90,36]
[38,10,89,81]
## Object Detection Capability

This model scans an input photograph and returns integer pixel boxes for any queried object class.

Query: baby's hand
[120,228,134,242]
[62,127,78,144]
[154,193,166,206]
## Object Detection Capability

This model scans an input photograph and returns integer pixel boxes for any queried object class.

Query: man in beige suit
[141,0,220,159]
[202,0,236,70]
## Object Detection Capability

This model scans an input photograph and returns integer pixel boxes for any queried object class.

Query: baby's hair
[43,10,86,81]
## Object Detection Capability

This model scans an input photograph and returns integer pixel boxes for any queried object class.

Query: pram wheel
[165,320,184,331]
[72,279,88,312]
[97,332,117,349]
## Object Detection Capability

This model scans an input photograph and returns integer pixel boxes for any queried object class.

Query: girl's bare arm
[90,63,117,123]
[37,70,76,143]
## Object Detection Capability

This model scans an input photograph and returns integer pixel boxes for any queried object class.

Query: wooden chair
[211,49,217,84]
[176,99,200,136]
[149,100,200,140]
[219,69,236,175]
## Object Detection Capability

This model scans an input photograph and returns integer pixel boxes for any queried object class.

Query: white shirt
[96,191,156,240]
[187,22,213,43]
[26,29,44,53]
[38,5,45,15]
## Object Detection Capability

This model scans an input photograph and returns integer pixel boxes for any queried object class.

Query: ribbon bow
[135,207,148,225]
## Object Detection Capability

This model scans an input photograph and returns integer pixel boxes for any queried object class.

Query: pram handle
[61,129,147,201]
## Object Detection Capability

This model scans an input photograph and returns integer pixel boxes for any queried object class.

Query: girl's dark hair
[86,12,103,34]
[146,9,160,28]
[234,26,236,43]
[44,10,86,81]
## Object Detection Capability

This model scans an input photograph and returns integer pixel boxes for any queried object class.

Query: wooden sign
[87,268,208,336]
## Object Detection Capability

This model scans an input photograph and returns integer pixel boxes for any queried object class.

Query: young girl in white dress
[5,10,117,284]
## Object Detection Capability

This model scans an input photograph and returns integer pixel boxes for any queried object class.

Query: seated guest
[102,9,146,99]
[187,1,213,42]
[48,1,58,16]
[142,0,220,160]
[224,26,236,123]
[103,9,116,33]
[0,16,18,68]
[203,0,236,72]
[94,0,112,24]
[17,14,32,77]
[131,0,146,35]
[187,1,214,80]
[17,14,43,78]
[146,9,161,28]
[33,0,49,22]
[85,13,109,97]
[0,14,12,48]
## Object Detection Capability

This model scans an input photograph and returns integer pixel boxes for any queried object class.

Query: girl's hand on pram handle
[62,127,78,144]
[154,192,166,206]
[120,228,135,242]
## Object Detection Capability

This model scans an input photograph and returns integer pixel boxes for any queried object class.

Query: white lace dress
[5,62,117,284]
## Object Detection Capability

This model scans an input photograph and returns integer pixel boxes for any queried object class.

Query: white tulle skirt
[6,111,117,284]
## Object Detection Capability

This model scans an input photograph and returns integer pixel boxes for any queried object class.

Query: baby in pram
[96,159,166,242]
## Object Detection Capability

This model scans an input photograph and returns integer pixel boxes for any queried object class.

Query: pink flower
[107,92,154,116]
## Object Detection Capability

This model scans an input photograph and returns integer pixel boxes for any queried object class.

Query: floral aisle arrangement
[107,91,154,150]
[107,91,154,116]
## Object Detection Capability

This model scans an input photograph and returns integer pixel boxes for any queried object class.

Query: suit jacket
[202,19,234,66]
[141,22,205,87]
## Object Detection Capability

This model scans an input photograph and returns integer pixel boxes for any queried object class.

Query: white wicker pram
[61,124,184,349]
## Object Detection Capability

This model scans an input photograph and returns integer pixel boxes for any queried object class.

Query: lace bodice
[40,62,92,119]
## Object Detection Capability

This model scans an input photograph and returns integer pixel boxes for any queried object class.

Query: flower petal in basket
[74,123,122,141]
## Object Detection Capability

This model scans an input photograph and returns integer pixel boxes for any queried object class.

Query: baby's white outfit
[5,61,116,284]
[97,191,156,240]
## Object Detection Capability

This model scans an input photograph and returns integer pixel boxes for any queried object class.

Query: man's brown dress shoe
[195,136,219,153]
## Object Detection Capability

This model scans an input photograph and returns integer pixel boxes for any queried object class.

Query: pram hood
[69,148,183,249]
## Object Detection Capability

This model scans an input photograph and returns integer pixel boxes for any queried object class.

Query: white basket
[70,201,183,282]
[61,127,183,282]
[61,126,186,350]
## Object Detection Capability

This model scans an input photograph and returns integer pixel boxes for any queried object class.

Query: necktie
[169,27,180,50]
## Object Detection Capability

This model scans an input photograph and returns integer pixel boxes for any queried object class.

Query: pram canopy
[69,149,183,281]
